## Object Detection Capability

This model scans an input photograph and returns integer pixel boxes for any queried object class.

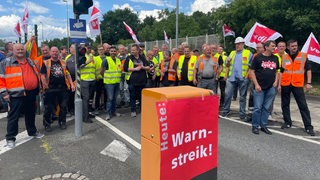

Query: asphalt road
[0,105,320,179]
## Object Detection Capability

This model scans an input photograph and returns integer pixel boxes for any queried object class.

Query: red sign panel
[156,95,219,180]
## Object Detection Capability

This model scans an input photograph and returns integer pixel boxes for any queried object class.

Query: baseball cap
[234,37,245,44]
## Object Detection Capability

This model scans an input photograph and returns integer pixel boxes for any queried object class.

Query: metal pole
[64,0,70,52]
[175,0,179,48]
[40,22,44,45]
[74,15,83,137]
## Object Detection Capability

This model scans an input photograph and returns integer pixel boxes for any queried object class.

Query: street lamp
[40,22,44,44]
[176,0,179,48]
[63,0,70,51]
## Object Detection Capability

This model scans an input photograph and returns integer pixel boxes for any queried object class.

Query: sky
[0,0,228,43]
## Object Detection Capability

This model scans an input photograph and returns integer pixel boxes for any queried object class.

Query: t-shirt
[250,53,279,90]
[147,60,155,78]
[41,60,67,89]
[195,56,223,78]
[181,57,190,83]
[124,54,149,86]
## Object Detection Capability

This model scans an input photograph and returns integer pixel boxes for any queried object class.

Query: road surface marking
[220,115,320,145]
[100,140,131,162]
[95,116,141,150]
[0,116,73,155]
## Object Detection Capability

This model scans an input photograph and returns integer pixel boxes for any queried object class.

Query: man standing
[250,40,279,135]
[40,47,75,131]
[280,39,315,136]
[80,47,96,123]
[193,44,223,91]
[222,37,252,120]
[117,44,129,107]
[160,51,177,87]
[177,46,197,86]
[65,44,76,116]
[101,46,122,120]
[215,45,228,107]
[93,45,106,114]
[59,46,68,61]
[124,44,150,117]
[0,43,44,148]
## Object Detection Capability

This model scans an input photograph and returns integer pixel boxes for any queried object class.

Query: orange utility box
[141,86,218,180]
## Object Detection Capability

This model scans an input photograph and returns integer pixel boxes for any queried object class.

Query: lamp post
[63,0,70,51]
[40,22,44,45]
[176,0,179,48]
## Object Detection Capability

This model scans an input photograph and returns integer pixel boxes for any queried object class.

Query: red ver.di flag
[223,24,235,37]
[301,32,320,64]
[156,95,219,180]
[244,22,282,49]
[123,21,140,44]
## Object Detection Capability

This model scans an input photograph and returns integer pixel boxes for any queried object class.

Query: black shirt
[124,54,149,86]
[40,60,67,90]
[250,53,279,90]
[181,57,190,83]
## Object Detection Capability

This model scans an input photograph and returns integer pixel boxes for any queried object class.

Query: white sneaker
[6,140,15,148]
[113,112,121,117]
[106,114,111,121]
[131,112,136,117]
[33,132,44,139]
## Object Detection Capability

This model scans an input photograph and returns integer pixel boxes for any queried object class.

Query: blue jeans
[252,87,276,128]
[105,83,120,114]
[223,79,249,118]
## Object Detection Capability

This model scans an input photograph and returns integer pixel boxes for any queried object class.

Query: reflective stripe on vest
[125,60,134,81]
[228,49,250,77]
[177,55,197,81]
[80,56,96,81]
[104,57,122,84]
[281,52,306,87]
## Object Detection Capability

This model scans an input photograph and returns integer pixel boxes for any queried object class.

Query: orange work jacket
[281,52,307,87]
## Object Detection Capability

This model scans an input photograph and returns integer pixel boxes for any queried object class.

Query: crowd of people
[0,35,316,148]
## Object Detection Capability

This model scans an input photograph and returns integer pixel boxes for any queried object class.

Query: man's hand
[3,94,10,102]
[255,84,262,92]
[306,84,313,91]
[135,66,142,71]
[193,79,197,86]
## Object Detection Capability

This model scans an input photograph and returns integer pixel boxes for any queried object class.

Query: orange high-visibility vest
[281,52,307,87]
[0,57,40,97]
[43,59,70,90]
[198,55,218,73]
[160,58,176,81]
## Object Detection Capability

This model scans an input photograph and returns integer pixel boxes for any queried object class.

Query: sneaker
[45,125,52,132]
[221,111,230,117]
[6,140,15,148]
[131,112,137,117]
[281,123,292,129]
[112,112,121,117]
[32,132,45,139]
[306,129,315,136]
[106,114,111,121]
[59,123,67,130]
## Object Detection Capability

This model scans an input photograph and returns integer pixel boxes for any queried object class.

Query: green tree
[100,8,140,44]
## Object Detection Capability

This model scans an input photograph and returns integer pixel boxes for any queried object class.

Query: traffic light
[73,0,93,15]
[78,47,87,66]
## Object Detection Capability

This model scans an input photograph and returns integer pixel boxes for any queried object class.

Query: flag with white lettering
[14,21,22,38]
[90,5,102,21]
[22,1,29,34]
[123,21,140,44]
[156,95,219,180]
[244,22,282,49]
[302,32,320,64]
[164,30,169,44]
[222,24,235,37]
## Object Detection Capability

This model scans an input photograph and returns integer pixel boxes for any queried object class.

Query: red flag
[164,30,169,44]
[302,32,320,64]
[22,1,29,34]
[123,21,140,44]
[14,21,22,38]
[90,5,102,21]
[89,18,100,37]
[222,24,235,37]
[244,22,282,49]
[89,5,102,37]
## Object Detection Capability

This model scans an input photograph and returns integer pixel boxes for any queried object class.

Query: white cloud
[112,3,134,11]
[190,0,225,14]
[0,14,21,41]
[139,9,161,21]
[16,1,50,14]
